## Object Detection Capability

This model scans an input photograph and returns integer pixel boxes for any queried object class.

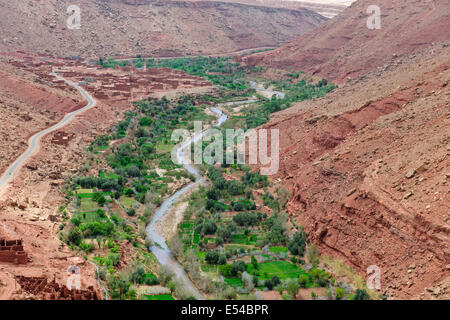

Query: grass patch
[80,198,100,212]
[120,196,134,208]
[246,261,306,280]
[156,143,174,155]
[144,294,174,300]
[200,264,218,272]
[269,246,288,254]
[224,277,243,287]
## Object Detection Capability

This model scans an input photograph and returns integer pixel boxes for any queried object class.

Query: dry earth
[255,41,450,299]
[0,0,326,59]
[0,53,217,299]
[241,0,450,84]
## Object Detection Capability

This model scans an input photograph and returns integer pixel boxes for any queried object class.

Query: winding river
[146,90,282,299]
[0,68,282,300]
[145,107,227,300]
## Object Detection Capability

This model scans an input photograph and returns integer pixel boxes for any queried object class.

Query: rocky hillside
[0,55,81,178]
[241,0,450,83]
[247,0,450,299]
[258,42,449,299]
[177,0,351,18]
[0,0,327,59]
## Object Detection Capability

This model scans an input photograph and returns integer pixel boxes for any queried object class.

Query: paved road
[146,107,227,300]
[0,71,97,193]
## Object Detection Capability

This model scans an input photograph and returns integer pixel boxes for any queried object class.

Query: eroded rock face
[254,42,450,299]
[0,0,326,59]
[241,0,450,84]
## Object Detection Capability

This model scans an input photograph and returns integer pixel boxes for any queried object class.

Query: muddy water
[145,107,227,300]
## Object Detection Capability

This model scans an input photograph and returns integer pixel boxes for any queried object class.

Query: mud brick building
[0,238,28,264]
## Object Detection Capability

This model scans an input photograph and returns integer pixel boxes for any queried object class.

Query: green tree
[286,280,300,299]
[67,228,82,245]
[251,255,259,270]
[287,228,307,257]
[353,288,371,300]
[298,274,308,288]
[336,287,345,300]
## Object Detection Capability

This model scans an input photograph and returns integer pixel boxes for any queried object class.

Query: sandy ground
[258,287,328,300]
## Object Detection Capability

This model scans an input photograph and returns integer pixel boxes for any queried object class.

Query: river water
[144,89,283,299]
[145,107,227,299]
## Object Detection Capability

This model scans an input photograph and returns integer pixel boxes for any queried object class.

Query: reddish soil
[179,0,349,18]
[0,52,223,299]
[0,0,326,59]
[0,56,82,178]
[255,42,450,299]
[240,0,450,84]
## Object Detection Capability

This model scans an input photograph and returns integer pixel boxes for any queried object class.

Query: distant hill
[175,0,352,18]
[0,0,327,59]
[241,0,450,83]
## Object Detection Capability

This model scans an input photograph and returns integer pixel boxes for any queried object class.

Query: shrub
[287,228,307,257]
[353,288,371,300]
[309,268,331,287]
[126,208,136,216]
[336,287,345,300]
[219,264,233,277]
[298,274,309,288]
[79,241,93,253]
[198,220,217,235]
[231,261,246,276]
[251,256,259,270]
[286,280,300,299]
[130,266,145,284]
[125,164,141,177]
[205,251,220,264]
[67,228,82,245]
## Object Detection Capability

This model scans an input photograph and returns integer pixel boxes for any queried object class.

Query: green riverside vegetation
[56,54,371,300]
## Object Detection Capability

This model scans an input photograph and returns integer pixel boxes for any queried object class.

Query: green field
[224,244,254,251]
[120,196,134,208]
[224,277,243,287]
[77,193,94,199]
[269,246,288,254]
[144,294,175,300]
[247,261,307,280]
[80,198,100,212]
[200,264,218,272]
[197,251,206,260]
[156,143,174,154]
[231,233,257,245]
[76,210,104,223]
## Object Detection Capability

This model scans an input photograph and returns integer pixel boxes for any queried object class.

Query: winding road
[0,70,109,298]
[0,70,97,193]
[0,66,282,300]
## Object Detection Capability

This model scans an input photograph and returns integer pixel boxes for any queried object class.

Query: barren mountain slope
[177,0,352,18]
[0,0,326,59]
[256,42,449,299]
[0,55,82,178]
[241,0,450,83]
